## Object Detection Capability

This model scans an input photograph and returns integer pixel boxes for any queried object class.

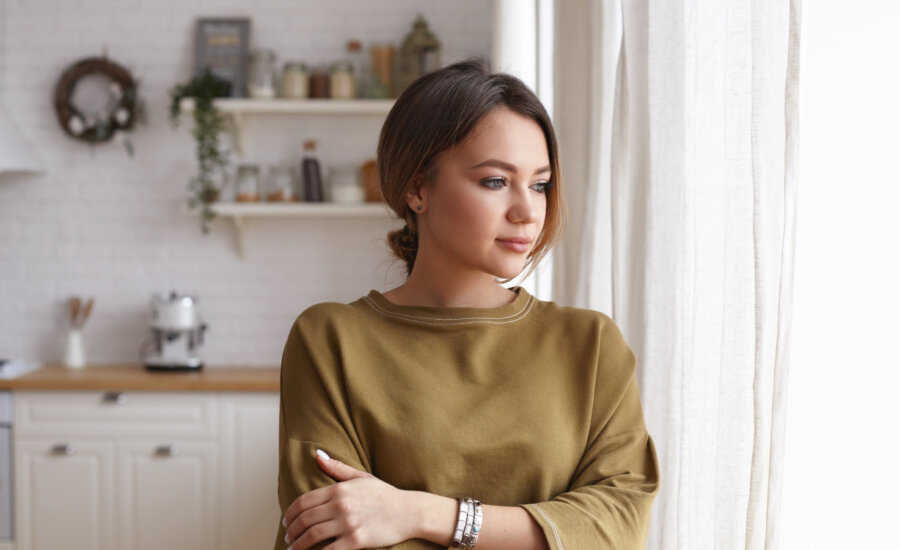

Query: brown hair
[377,58,566,280]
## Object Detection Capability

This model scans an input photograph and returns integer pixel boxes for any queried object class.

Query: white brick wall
[0,0,493,366]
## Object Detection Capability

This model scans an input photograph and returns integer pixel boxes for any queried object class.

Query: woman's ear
[405,175,428,213]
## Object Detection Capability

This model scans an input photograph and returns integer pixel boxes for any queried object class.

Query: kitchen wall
[0,0,493,366]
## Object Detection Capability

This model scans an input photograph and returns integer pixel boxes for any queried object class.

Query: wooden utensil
[78,297,94,329]
[68,297,81,328]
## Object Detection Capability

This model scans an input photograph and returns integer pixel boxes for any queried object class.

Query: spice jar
[279,62,308,99]
[329,61,355,100]
[309,66,330,98]
[265,165,295,202]
[346,40,367,98]
[328,164,364,203]
[235,164,261,202]
[248,49,278,99]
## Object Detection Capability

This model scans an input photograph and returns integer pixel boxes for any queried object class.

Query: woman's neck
[383,265,516,309]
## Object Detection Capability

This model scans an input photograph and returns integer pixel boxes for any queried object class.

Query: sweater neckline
[361,286,535,326]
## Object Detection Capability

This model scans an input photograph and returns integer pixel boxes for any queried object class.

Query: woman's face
[411,107,551,280]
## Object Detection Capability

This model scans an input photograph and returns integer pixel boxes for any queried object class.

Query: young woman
[276,60,660,550]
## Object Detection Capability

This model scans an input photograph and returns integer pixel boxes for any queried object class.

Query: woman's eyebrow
[470,158,552,175]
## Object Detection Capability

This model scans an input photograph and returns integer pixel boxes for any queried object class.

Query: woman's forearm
[406,490,549,550]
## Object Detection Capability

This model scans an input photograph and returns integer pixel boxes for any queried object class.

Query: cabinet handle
[102,392,127,405]
[51,443,74,456]
[155,445,178,457]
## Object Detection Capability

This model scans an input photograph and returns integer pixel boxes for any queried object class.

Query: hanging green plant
[168,68,232,234]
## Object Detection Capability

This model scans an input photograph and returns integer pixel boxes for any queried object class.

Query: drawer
[14,391,218,438]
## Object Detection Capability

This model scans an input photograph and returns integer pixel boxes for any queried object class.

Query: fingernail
[282,516,286,527]
[285,533,290,545]
[316,449,330,461]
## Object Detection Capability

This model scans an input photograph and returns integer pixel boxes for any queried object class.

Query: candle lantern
[394,14,442,97]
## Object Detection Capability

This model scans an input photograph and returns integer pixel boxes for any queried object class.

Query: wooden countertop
[0,363,280,392]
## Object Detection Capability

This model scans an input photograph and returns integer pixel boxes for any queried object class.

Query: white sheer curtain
[552,1,801,548]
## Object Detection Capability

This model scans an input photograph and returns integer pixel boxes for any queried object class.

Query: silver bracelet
[451,498,469,547]
[450,497,482,549]
[469,500,483,547]
[461,498,475,547]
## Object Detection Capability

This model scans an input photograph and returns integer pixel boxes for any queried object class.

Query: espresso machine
[141,291,208,371]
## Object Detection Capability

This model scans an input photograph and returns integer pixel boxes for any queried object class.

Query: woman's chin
[491,263,528,281]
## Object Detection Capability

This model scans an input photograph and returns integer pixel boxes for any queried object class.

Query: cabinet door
[14,439,115,550]
[220,393,280,550]
[117,440,218,550]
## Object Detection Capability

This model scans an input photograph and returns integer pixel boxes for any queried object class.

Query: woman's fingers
[286,518,345,550]
[316,450,372,482]
[283,486,332,530]
[284,501,334,546]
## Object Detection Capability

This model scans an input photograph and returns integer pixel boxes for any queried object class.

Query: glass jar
[265,165,295,202]
[248,49,277,99]
[309,65,330,98]
[235,164,260,202]
[369,44,394,98]
[279,62,308,99]
[329,61,355,100]
[346,40,366,98]
[328,164,364,203]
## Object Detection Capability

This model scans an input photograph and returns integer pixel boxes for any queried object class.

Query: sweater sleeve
[519,315,661,550]
[272,313,372,550]
[272,312,450,550]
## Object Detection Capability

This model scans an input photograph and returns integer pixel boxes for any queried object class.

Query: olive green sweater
[274,287,660,550]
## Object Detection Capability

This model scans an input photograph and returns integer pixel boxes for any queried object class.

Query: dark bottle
[301,139,324,202]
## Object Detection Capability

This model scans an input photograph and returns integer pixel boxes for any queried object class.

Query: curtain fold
[552,1,801,548]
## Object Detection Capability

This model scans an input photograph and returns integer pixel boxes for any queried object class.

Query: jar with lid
[265,165,295,202]
[309,65,330,99]
[248,49,277,99]
[279,62,308,99]
[234,164,261,202]
[329,61,355,100]
[327,164,364,203]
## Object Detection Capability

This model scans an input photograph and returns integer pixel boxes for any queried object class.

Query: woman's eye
[481,177,506,189]
[531,181,553,193]
[481,178,552,192]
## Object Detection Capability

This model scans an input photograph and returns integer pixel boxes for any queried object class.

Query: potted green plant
[168,68,232,234]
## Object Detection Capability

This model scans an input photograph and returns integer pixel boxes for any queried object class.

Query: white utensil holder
[63,328,86,369]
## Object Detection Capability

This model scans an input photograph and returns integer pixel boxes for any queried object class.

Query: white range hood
[0,104,42,175]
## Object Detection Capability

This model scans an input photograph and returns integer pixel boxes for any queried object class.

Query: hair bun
[387,223,418,276]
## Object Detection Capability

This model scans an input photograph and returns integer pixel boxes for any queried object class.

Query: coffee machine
[141,291,208,371]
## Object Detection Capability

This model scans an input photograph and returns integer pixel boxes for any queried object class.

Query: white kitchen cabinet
[118,440,218,550]
[14,440,115,550]
[13,391,218,438]
[220,394,280,550]
[12,391,279,550]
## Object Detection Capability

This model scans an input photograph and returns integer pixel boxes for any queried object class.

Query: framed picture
[193,17,251,98]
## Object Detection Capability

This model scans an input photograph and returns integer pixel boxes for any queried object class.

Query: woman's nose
[507,187,538,223]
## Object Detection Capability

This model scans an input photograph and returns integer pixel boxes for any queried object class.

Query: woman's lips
[496,238,532,253]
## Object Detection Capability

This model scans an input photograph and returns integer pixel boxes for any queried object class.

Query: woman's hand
[282,449,417,550]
